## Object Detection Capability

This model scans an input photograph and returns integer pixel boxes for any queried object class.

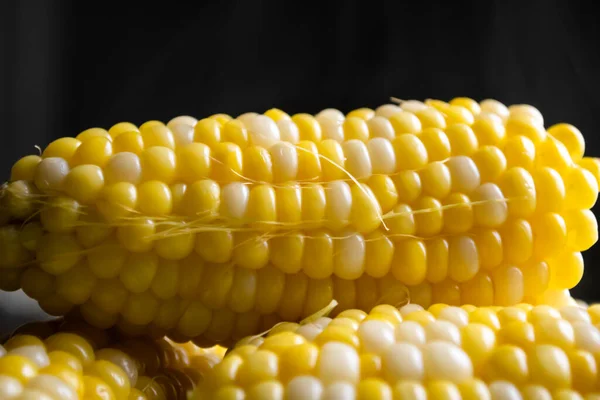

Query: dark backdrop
[1,0,599,331]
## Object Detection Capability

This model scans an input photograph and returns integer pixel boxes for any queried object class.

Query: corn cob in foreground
[0,319,225,399]
[193,302,600,400]
[1,98,598,345]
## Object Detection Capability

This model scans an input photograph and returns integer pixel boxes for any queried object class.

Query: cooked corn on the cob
[0,319,224,399]
[193,302,600,399]
[1,98,598,344]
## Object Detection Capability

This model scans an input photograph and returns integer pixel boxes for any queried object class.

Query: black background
[1,0,599,331]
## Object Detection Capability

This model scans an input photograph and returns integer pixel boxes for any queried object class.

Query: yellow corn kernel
[565,166,598,210]
[537,137,574,175]
[11,155,42,182]
[113,131,144,154]
[344,117,370,141]
[108,121,138,137]
[141,123,175,149]
[392,134,428,170]
[347,107,375,121]
[578,157,600,187]
[71,136,112,168]
[505,135,536,170]
[450,97,481,115]
[97,182,138,221]
[446,124,478,156]
[137,180,172,216]
[472,113,506,146]
[419,128,451,162]
[416,107,447,130]
[194,118,221,147]
[292,114,322,142]
[40,196,80,233]
[76,127,111,142]
[42,137,81,162]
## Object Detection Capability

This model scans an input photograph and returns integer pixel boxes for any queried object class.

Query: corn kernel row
[5,164,595,237]
[2,257,575,349]
[5,121,597,224]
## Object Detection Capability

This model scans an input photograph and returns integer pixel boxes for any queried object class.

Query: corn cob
[192,302,600,399]
[0,98,598,345]
[0,319,224,399]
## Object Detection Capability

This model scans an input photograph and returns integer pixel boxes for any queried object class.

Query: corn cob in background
[193,302,600,400]
[0,318,225,399]
[0,97,598,345]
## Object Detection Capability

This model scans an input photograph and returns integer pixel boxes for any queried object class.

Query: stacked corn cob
[0,97,598,348]
[0,319,224,399]
[193,303,600,399]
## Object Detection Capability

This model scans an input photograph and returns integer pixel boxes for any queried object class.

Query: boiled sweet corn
[193,302,600,399]
[0,319,224,399]
[1,98,598,345]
